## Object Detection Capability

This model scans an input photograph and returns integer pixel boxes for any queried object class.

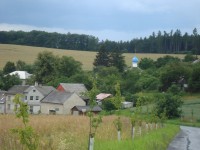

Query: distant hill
[0,44,187,70]
[0,30,199,54]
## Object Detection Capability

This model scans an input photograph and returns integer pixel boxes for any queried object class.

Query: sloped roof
[73,105,102,112]
[59,83,88,96]
[41,91,74,104]
[9,71,32,80]
[7,85,30,94]
[96,93,112,100]
[24,86,55,96]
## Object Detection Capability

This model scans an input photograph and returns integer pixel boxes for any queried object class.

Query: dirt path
[167,126,200,150]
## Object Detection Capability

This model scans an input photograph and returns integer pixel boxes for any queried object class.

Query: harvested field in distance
[0,44,187,70]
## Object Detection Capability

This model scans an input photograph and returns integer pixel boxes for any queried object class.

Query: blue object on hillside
[132,56,139,63]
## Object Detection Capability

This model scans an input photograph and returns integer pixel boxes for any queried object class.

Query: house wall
[0,104,5,114]
[41,103,64,115]
[41,93,86,115]
[24,87,45,114]
[3,94,25,114]
[5,94,16,114]
[63,93,86,114]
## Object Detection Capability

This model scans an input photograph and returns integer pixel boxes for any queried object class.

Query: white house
[9,71,32,85]
[23,85,55,114]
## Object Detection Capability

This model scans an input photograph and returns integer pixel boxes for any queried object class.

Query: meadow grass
[95,124,179,150]
[0,114,179,150]
[0,44,187,70]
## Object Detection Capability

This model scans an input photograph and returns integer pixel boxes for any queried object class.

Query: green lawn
[181,93,200,121]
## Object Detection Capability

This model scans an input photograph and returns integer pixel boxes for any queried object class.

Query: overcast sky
[0,0,199,41]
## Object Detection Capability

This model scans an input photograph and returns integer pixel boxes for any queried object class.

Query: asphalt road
[167,126,200,150]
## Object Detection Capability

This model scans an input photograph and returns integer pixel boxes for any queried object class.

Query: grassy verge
[167,119,200,128]
[95,124,179,150]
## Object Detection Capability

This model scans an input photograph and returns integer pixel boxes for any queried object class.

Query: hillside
[0,44,186,70]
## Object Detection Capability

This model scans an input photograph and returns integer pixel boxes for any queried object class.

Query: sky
[0,0,200,41]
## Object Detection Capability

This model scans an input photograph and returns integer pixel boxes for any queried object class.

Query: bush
[155,93,183,119]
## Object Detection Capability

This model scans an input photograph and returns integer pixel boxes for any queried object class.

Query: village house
[1,83,92,115]
[5,85,30,113]
[40,90,86,115]
[9,71,32,85]
[57,83,89,104]
[24,84,55,114]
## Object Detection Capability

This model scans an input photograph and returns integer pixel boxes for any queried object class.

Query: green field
[0,44,187,70]
[181,94,200,121]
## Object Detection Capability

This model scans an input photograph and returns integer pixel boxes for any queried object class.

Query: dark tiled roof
[41,91,74,104]
[7,85,30,94]
[59,83,87,96]
[35,86,55,96]
[73,105,102,112]
[24,86,55,96]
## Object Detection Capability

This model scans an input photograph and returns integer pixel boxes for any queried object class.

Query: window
[7,104,11,110]
[33,90,36,92]
[55,108,59,111]
[36,96,39,100]
[8,96,11,101]
[30,96,33,100]
[30,106,33,114]
[25,96,27,100]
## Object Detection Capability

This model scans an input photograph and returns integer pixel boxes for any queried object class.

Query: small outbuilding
[71,105,102,115]
[96,93,112,105]
[121,101,133,109]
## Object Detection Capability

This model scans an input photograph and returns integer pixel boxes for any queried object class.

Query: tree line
[0,28,199,54]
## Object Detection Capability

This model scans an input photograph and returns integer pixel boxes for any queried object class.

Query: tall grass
[0,114,179,150]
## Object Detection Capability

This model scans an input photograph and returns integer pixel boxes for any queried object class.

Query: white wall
[41,93,86,115]
[63,93,86,114]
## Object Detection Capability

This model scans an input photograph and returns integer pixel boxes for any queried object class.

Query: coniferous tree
[93,44,111,67]
[110,47,126,72]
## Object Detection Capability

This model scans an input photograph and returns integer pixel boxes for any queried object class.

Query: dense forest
[0,28,199,54]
